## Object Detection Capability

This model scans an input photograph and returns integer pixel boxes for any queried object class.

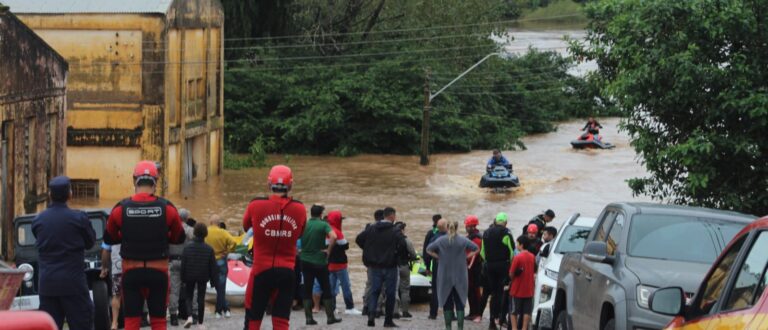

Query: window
[71,179,99,198]
[595,210,616,242]
[628,215,743,263]
[554,225,592,254]
[722,232,768,311]
[89,217,104,240]
[694,235,746,316]
[606,213,625,256]
[17,224,35,246]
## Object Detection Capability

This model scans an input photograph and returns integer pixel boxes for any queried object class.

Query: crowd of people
[30,161,562,330]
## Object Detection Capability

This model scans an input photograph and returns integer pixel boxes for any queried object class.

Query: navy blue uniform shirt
[32,202,96,296]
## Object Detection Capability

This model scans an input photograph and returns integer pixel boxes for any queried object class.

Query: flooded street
[75,118,650,296]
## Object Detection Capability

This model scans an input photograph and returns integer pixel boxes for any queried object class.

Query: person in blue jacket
[32,176,96,330]
[487,149,511,170]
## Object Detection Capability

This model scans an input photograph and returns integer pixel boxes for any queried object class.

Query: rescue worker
[464,215,484,322]
[580,117,603,140]
[480,212,514,330]
[104,161,186,330]
[242,165,307,330]
[486,149,511,170]
[523,209,555,238]
[33,176,96,330]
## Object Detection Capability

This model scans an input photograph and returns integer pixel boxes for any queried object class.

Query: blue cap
[49,176,71,201]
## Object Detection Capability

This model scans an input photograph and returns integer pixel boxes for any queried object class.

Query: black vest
[482,225,512,263]
[119,197,170,260]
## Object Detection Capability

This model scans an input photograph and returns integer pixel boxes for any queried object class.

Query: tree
[572,0,768,215]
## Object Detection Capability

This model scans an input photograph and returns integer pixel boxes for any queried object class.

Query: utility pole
[420,68,431,165]
[419,52,505,166]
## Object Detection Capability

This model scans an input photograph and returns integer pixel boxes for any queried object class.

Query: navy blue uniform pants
[39,292,94,330]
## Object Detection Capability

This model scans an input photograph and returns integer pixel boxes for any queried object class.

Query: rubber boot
[444,311,455,330]
[456,310,465,330]
[324,299,342,324]
[303,300,318,325]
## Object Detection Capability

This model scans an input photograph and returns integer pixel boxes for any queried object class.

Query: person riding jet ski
[487,149,511,171]
[580,117,603,140]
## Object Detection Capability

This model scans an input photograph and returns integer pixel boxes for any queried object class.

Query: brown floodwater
[73,117,650,296]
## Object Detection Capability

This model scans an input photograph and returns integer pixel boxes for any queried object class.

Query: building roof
[1,0,174,14]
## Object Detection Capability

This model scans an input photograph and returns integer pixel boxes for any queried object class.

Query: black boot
[367,315,375,327]
[170,314,179,326]
[303,300,318,325]
[323,299,342,325]
[383,316,398,328]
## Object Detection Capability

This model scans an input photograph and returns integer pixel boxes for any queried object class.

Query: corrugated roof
[2,0,174,14]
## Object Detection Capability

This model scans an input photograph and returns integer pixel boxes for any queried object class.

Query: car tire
[554,311,570,330]
[603,318,615,330]
[92,280,110,330]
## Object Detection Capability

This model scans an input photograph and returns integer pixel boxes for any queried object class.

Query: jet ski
[409,254,432,303]
[571,132,615,149]
[479,165,521,189]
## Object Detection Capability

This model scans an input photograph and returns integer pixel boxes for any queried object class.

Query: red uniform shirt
[509,250,536,298]
[105,192,185,258]
[242,195,306,275]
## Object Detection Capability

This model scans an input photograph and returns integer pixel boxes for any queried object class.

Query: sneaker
[344,308,362,315]
[183,317,193,329]
[214,312,222,319]
[428,315,437,320]
[383,320,398,328]
[367,319,375,327]
[224,310,231,318]
[401,312,412,319]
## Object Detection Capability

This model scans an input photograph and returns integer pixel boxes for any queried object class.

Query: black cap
[545,209,556,218]
[49,176,71,201]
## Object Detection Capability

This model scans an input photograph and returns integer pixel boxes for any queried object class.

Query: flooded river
[74,118,649,295]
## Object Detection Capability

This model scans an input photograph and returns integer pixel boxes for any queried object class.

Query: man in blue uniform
[32,176,96,330]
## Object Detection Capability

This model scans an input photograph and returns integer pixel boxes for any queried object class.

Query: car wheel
[554,311,570,330]
[92,280,111,330]
[603,318,615,330]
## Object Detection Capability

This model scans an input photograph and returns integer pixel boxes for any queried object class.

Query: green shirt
[300,217,332,265]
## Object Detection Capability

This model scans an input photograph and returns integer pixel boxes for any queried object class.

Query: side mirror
[649,287,685,316]
[584,241,613,264]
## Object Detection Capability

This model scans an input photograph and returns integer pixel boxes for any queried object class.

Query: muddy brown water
[73,118,650,297]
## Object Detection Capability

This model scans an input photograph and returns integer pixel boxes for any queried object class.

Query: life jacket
[119,197,170,260]
[483,225,512,263]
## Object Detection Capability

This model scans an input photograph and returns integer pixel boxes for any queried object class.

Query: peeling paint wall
[0,7,68,259]
[14,0,225,200]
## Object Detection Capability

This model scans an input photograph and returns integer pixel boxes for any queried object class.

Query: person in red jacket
[104,160,186,330]
[242,165,307,330]
[508,236,536,330]
[464,215,484,322]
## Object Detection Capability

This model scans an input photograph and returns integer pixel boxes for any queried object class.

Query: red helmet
[464,215,479,227]
[268,165,293,191]
[527,224,539,234]
[133,160,158,185]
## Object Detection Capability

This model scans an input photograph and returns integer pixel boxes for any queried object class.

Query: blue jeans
[215,258,229,312]
[330,268,355,310]
[367,267,398,319]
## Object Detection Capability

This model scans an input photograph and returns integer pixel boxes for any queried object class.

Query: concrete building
[0,3,68,258]
[4,0,225,199]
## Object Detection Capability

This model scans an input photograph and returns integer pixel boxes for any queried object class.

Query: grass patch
[516,0,588,29]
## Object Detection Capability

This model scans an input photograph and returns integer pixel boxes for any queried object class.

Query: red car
[649,216,768,329]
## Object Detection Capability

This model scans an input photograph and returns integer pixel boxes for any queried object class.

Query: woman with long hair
[427,220,480,330]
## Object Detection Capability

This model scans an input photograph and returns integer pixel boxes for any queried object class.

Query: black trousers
[247,267,296,321]
[122,268,168,318]
[39,292,94,330]
[184,281,207,324]
[429,262,439,317]
[485,261,510,321]
[301,261,332,300]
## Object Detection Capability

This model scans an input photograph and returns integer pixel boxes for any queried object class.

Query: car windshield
[90,216,104,240]
[628,214,745,263]
[554,225,592,254]
[17,223,35,246]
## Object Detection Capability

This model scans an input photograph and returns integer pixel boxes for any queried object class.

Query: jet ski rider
[487,149,511,171]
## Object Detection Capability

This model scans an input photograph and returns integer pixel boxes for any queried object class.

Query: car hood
[625,257,710,293]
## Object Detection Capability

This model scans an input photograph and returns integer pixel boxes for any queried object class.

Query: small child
[181,223,218,328]
[509,235,536,330]
[538,226,558,260]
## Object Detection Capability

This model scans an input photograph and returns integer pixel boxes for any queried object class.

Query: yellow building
[0,3,68,257]
[4,0,225,199]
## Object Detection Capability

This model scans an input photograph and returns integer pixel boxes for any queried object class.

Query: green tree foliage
[572,0,768,215]
[224,0,607,157]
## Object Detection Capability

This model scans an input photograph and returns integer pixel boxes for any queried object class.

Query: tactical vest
[482,225,512,263]
[119,197,170,260]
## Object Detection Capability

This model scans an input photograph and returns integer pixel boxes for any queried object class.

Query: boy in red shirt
[509,235,536,330]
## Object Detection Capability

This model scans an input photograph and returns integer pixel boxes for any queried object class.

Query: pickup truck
[552,202,752,330]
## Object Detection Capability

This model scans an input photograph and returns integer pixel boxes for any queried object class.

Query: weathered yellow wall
[209,130,220,177]
[68,109,143,130]
[191,135,207,181]
[167,144,181,193]
[67,147,141,199]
